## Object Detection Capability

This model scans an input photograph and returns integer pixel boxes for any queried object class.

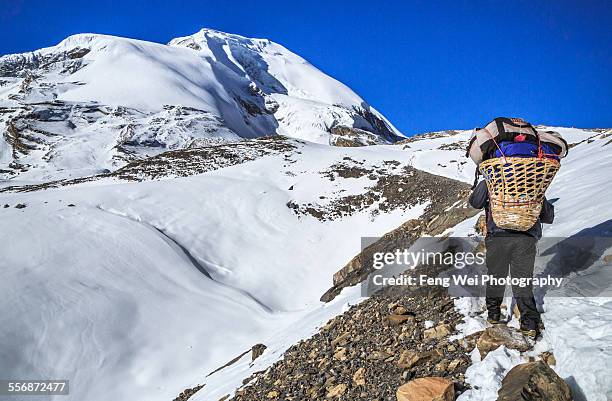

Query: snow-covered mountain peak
[53,32,129,49]
[167,27,364,106]
[169,27,272,47]
[0,29,402,183]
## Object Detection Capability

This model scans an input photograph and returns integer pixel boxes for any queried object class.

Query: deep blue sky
[1,0,611,134]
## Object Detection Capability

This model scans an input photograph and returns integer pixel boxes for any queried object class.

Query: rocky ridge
[226,274,473,401]
[0,136,298,192]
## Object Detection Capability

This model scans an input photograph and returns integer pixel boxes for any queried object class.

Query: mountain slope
[1,127,609,401]
[0,29,401,183]
[2,25,610,401]
[194,127,612,401]
[0,139,438,401]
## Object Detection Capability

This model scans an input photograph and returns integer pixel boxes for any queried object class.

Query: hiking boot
[520,328,538,340]
[487,313,502,325]
[520,324,541,340]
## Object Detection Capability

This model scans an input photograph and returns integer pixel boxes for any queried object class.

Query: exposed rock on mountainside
[0,46,90,77]
[173,384,205,401]
[112,136,298,181]
[0,136,298,192]
[320,175,477,302]
[287,156,475,226]
[497,361,573,401]
[397,130,463,145]
[396,376,455,401]
[0,101,240,179]
[329,125,383,147]
[224,272,473,401]
[476,325,532,359]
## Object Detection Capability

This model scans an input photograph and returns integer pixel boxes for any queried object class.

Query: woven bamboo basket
[479,157,560,231]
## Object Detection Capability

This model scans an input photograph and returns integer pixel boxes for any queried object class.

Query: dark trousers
[485,235,540,330]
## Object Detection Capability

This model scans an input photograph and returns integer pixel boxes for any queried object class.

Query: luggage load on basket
[466,117,569,231]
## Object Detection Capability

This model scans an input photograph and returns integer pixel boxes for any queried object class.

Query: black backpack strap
[495,117,539,141]
[472,167,480,189]
[495,118,507,136]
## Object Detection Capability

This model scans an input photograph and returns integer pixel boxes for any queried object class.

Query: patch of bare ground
[287,157,474,225]
[0,136,298,193]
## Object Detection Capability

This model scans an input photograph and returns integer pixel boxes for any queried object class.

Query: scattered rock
[331,332,351,347]
[2,137,298,192]
[434,360,449,372]
[329,126,388,147]
[423,324,452,339]
[448,359,462,372]
[15,203,26,209]
[229,268,468,401]
[252,344,267,361]
[497,361,572,401]
[370,350,393,361]
[3,204,8,208]
[67,203,76,207]
[333,347,347,361]
[388,314,414,326]
[352,367,366,386]
[476,325,532,359]
[265,390,278,398]
[475,213,487,235]
[320,180,477,302]
[394,305,409,315]
[396,377,454,401]
[397,350,433,369]
[326,383,347,398]
[540,351,557,366]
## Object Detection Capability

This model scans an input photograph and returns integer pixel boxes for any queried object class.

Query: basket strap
[535,136,562,158]
[535,130,544,158]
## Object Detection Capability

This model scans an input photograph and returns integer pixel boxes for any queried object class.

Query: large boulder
[477,325,532,359]
[396,377,454,401]
[251,343,267,361]
[497,361,572,401]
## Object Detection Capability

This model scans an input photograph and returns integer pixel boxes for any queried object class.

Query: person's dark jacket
[469,180,554,239]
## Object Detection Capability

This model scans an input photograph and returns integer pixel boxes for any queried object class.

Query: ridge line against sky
[1,0,611,135]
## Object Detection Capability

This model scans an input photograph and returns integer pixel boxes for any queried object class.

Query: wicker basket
[479,157,560,231]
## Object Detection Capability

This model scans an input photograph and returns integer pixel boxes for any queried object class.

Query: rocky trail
[226,274,471,401]
[176,228,572,401]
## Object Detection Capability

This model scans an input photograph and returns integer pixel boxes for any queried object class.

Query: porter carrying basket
[479,156,560,231]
